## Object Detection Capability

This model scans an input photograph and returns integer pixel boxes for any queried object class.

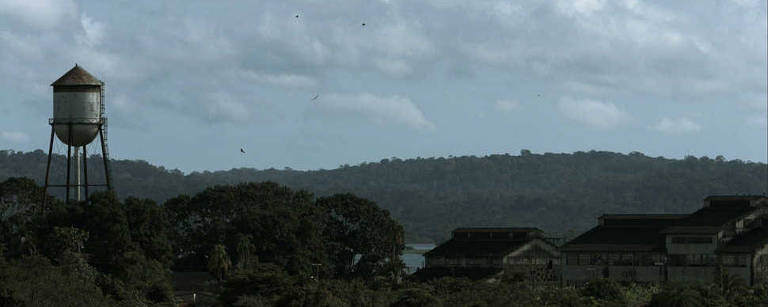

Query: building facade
[421,227,560,281]
[561,196,768,286]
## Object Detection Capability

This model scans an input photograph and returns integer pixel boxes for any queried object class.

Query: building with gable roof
[420,227,560,281]
[561,195,768,286]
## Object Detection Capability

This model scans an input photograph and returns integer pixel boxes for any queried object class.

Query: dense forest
[3,177,768,306]
[1,149,765,242]
[0,178,405,305]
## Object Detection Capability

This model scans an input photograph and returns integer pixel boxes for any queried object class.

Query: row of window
[671,236,713,244]
[429,257,502,265]
[565,253,749,267]
[668,254,748,267]
[430,256,557,266]
[565,253,664,266]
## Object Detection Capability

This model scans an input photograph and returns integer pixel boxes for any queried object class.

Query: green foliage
[582,278,624,301]
[0,178,176,306]
[623,283,660,307]
[0,255,122,307]
[317,193,405,280]
[3,149,765,242]
[165,182,324,276]
[208,244,232,282]
[649,283,707,307]
[219,264,296,306]
[391,288,442,307]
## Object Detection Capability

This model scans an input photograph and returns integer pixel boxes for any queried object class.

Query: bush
[391,288,442,307]
[581,278,624,301]
[649,284,706,307]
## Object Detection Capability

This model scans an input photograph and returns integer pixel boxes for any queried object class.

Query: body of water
[401,243,435,274]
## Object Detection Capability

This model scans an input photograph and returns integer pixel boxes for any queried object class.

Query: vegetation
[0,177,403,306]
[2,149,765,242]
[2,175,768,305]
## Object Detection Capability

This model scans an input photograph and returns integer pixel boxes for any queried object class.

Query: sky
[0,0,766,172]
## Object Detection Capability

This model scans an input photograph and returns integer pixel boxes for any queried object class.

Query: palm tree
[208,244,232,282]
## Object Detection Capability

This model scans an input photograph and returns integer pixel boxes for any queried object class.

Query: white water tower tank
[50,64,102,146]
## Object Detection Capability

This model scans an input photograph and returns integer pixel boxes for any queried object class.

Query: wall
[666,235,717,254]
[667,266,717,283]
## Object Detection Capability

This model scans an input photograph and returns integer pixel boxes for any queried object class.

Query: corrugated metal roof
[666,203,757,229]
[600,214,689,226]
[51,64,102,86]
[561,215,685,252]
[425,239,529,257]
[452,227,542,233]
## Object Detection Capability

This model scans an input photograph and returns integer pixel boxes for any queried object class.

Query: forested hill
[1,149,765,242]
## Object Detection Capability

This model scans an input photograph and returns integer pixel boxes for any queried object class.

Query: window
[722,255,749,267]
[672,236,713,244]
[615,254,633,266]
[687,254,702,266]
[609,253,620,264]
[723,255,736,266]
[705,255,718,266]
[579,254,590,265]
[669,255,687,266]
[639,254,655,266]
[737,255,748,267]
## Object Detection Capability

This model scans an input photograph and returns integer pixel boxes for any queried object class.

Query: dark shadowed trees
[317,193,405,280]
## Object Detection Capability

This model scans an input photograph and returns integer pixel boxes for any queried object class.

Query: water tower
[42,64,113,206]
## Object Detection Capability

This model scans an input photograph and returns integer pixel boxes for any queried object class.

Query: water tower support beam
[66,124,72,204]
[98,124,112,191]
[42,127,55,212]
[82,144,89,202]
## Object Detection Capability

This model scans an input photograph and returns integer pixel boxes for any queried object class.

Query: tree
[649,284,705,307]
[164,182,326,275]
[209,244,232,282]
[235,234,257,272]
[391,288,442,307]
[317,193,405,280]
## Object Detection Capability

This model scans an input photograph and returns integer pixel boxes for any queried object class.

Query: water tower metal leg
[42,127,55,212]
[66,126,72,205]
[98,125,112,191]
[82,144,89,202]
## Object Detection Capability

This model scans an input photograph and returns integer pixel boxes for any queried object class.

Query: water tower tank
[50,64,102,146]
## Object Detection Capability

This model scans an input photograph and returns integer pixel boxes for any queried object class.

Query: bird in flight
[311,94,319,101]
[240,148,245,154]
[362,23,366,26]
[295,14,299,18]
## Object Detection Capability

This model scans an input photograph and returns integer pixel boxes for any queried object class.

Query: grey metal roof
[51,64,102,86]
[452,227,542,233]
[561,215,686,252]
[425,239,528,257]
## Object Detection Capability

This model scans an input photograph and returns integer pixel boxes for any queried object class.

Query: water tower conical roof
[51,64,102,86]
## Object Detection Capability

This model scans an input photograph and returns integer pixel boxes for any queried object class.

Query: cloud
[557,98,627,129]
[747,115,767,129]
[203,93,252,124]
[240,70,317,89]
[495,100,520,112]
[651,117,702,135]
[374,58,413,77]
[76,13,105,47]
[322,93,434,130]
[0,131,30,143]
[0,0,76,29]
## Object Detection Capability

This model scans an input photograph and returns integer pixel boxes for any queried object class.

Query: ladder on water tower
[100,83,113,190]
